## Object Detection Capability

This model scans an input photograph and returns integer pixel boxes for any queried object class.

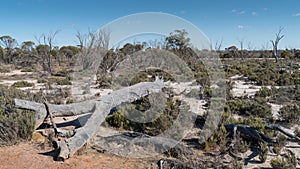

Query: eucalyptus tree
[0,35,17,63]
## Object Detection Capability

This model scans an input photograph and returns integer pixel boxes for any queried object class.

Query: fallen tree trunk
[224,123,300,144]
[266,124,300,142]
[224,124,273,143]
[22,80,165,160]
[14,99,96,128]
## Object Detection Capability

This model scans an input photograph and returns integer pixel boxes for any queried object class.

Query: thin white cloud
[237,25,249,29]
[293,13,300,16]
[263,8,270,11]
[238,11,246,15]
[237,25,245,29]
[230,10,246,15]
[251,11,257,16]
[230,9,237,13]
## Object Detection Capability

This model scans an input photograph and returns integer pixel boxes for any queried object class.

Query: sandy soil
[0,142,157,169]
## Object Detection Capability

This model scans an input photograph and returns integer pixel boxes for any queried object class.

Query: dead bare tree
[238,38,245,59]
[238,38,245,51]
[214,38,223,51]
[75,30,86,50]
[270,27,284,62]
[35,30,60,74]
[97,29,111,50]
[75,29,110,70]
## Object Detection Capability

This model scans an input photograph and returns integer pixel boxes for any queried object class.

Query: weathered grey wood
[14,98,96,128]
[224,124,273,143]
[56,113,92,129]
[56,128,75,138]
[44,101,58,135]
[14,99,47,128]
[54,80,165,160]
[266,124,300,142]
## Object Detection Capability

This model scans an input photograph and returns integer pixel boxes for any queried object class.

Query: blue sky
[1,0,300,49]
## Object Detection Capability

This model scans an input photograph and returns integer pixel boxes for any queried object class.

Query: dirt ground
[0,142,157,169]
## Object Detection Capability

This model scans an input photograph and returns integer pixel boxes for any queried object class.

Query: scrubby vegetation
[12,81,34,88]
[0,86,35,146]
[224,60,300,86]
[0,28,299,168]
[270,150,297,169]
[227,98,272,118]
[106,94,185,136]
[0,67,10,73]
[48,75,72,85]
[20,67,36,72]
[279,103,300,124]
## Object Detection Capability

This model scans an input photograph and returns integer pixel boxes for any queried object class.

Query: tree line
[1,29,299,75]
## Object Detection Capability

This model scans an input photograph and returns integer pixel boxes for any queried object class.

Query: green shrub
[270,150,297,169]
[278,103,300,124]
[37,79,47,83]
[203,124,228,152]
[20,67,36,72]
[271,158,288,169]
[227,99,272,118]
[268,86,299,104]
[259,142,268,163]
[273,134,287,154]
[223,60,299,86]
[12,81,34,88]
[231,158,244,169]
[106,96,183,136]
[243,116,267,132]
[0,68,10,73]
[0,86,36,146]
[49,76,72,85]
[57,69,69,76]
[255,87,272,98]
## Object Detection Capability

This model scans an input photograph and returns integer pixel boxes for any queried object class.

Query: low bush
[20,67,36,72]
[106,95,184,136]
[12,81,34,88]
[278,103,300,124]
[37,78,47,83]
[270,150,297,169]
[227,99,272,119]
[0,86,35,146]
[224,60,300,86]
[0,67,10,73]
[49,76,72,85]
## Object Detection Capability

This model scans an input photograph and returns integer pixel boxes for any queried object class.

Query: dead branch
[266,124,300,142]
[224,124,273,143]
[14,99,96,128]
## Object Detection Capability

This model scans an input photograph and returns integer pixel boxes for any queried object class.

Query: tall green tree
[0,46,6,63]
[0,35,17,63]
[21,41,35,52]
[166,29,190,49]
[59,45,80,64]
